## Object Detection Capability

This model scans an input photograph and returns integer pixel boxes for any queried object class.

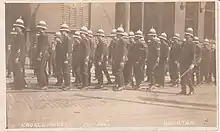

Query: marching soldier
[54,32,63,86]
[59,24,72,90]
[191,36,202,86]
[79,26,90,89]
[36,21,50,90]
[210,43,216,85]
[94,29,108,88]
[87,30,94,86]
[200,39,211,84]
[72,31,82,85]
[133,30,147,89]
[177,28,196,95]
[29,40,37,77]
[156,33,169,88]
[123,31,135,87]
[108,29,117,81]
[169,33,181,86]
[146,28,160,90]
[11,18,27,90]
[112,26,128,91]
[6,29,16,78]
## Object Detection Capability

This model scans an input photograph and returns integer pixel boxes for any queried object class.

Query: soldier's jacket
[55,39,63,61]
[210,46,216,67]
[159,39,169,63]
[113,36,129,64]
[169,41,182,62]
[178,40,196,66]
[201,44,211,66]
[48,42,56,59]
[195,43,202,65]
[36,32,50,60]
[79,35,90,62]
[127,38,136,60]
[62,34,72,62]
[11,28,26,65]
[88,37,96,62]
[72,37,81,63]
[133,38,148,63]
[147,38,160,63]
[108,38,116,61]
[94,38,107,63]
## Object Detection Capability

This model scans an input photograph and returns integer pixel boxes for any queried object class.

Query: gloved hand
[15,58,19,63]
[37,58,41,61]
[189,64,195,69]
[120,62,124,67]
[64,61,68,64]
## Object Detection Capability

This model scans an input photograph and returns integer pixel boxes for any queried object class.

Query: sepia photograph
[5,1,217,130]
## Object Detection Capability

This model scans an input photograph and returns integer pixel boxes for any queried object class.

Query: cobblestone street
[6,69,217,129]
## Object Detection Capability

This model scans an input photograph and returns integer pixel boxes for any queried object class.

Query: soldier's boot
[196,73,201,86]
[63,73,70,91]
[188,86,195,95]
[177,85,187,95]
[55,74,63,86]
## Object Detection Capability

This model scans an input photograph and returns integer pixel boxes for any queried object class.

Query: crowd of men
[6,17,216,95]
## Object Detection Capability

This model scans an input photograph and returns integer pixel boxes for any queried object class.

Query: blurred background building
[5,2,215,52]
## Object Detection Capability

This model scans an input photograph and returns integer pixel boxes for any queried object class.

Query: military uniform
[132,31,147,88]
[55,32,64,86]
[11,24,27,89]
[191,37,202,86]
[200,39,211,83]
[79,26,90,88]
[210,44,216,84]
[88,32,94,86]
[36,31,50,89]
[147,37,160,89]
[29,42,37,76]
[123,32,135,86]
[169,34,181,85]
[113,27,128,90]
[72,32,81,85]
[156,33,169,87]
[94,29,107,87]
[108,35,117,77]
[177,28,196,95]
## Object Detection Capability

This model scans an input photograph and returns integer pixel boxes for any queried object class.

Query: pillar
[198,2,206,40]
[141,2,144,31]
[124,3,130,32]
[174,2,186,40]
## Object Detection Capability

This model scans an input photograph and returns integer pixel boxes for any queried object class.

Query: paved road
[6,69,217,129]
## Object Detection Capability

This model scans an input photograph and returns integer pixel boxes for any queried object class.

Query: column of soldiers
[8,18,216,95]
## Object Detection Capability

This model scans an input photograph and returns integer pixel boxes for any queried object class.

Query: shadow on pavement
[73,94,216,112]
[138,96,216,108]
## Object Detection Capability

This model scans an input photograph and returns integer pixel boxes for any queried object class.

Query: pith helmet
[173,33,180,40]
[128,31,134,38]
[13,17,25,28]
[185,28,194,37]
[116,26,124,35]
[96,29,105,37]
[159,32,167,40]
[148,27,157,36]
[37,21,47,30]
[135,30,143,37]
[88,30,93,37]
[60,24,70,32]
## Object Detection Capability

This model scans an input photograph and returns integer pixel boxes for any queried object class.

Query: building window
[204,2,215,40]
[185,2,199,36]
